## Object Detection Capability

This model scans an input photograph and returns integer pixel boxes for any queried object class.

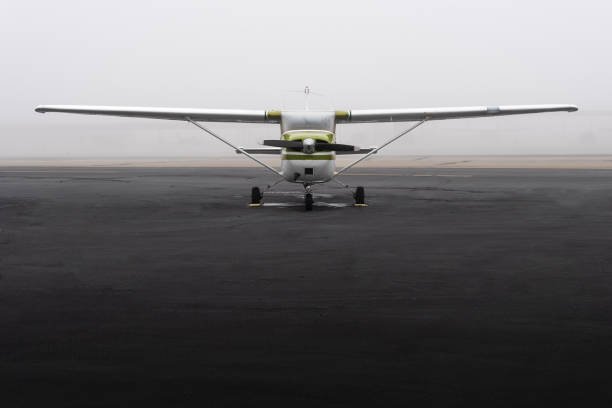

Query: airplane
[35,90,577,210]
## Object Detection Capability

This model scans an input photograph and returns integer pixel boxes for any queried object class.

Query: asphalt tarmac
[2,167,612,407]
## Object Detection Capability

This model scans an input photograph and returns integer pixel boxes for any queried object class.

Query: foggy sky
[1,0,611,157]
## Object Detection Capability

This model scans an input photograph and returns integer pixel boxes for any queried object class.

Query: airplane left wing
[333,103,578,178]
[339,104,578,123]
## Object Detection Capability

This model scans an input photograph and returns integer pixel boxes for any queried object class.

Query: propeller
[263,140,357,152]
[263,140,303,149]
[314,143,357,152]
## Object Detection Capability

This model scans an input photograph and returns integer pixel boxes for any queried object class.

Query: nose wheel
[305,193,313,211]
[304,185,313,211]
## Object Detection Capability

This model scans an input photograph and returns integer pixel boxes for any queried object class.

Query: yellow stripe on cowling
[282,130,334,142]
[282,154,334,160]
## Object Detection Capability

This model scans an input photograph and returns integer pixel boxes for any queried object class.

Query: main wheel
[251,186,262,204]
[354,186,365,204]
[305,193,313,211]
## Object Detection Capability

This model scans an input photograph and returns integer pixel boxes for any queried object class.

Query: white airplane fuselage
[278,111,339,185]
[279,132,336,185]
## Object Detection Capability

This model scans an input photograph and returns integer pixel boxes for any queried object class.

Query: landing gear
[304,185,313,211]
[305,193,313,211]
[250,186,262,206]
[353,186,366,206]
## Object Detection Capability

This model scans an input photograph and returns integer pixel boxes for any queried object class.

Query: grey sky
[1,0,611,157]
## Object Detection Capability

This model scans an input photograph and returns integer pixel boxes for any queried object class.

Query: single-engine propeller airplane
[35,89,577,210]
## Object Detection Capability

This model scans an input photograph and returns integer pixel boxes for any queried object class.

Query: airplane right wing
[35,105,282,124]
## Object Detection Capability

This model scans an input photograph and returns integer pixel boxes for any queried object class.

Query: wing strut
[333,118,429,182]
[185,117,283,178]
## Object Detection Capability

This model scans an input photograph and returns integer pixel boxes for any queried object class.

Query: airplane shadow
[257,190,355,211]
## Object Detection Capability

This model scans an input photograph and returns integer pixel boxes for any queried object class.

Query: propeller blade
[314,143,358,152]
[263,140,303,149]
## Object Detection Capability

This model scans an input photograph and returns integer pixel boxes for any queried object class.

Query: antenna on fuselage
[283,86,325,111]
[304,85,310,111]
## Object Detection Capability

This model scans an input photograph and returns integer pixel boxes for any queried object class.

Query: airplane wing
[35,105,281,123]
[340,104,578,123]
[35,104,577,123]
[333,104,578,177]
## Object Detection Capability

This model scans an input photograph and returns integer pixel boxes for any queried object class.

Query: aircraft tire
[355,186,365,204]
[305,193,313,211]
[251,187,262,204]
